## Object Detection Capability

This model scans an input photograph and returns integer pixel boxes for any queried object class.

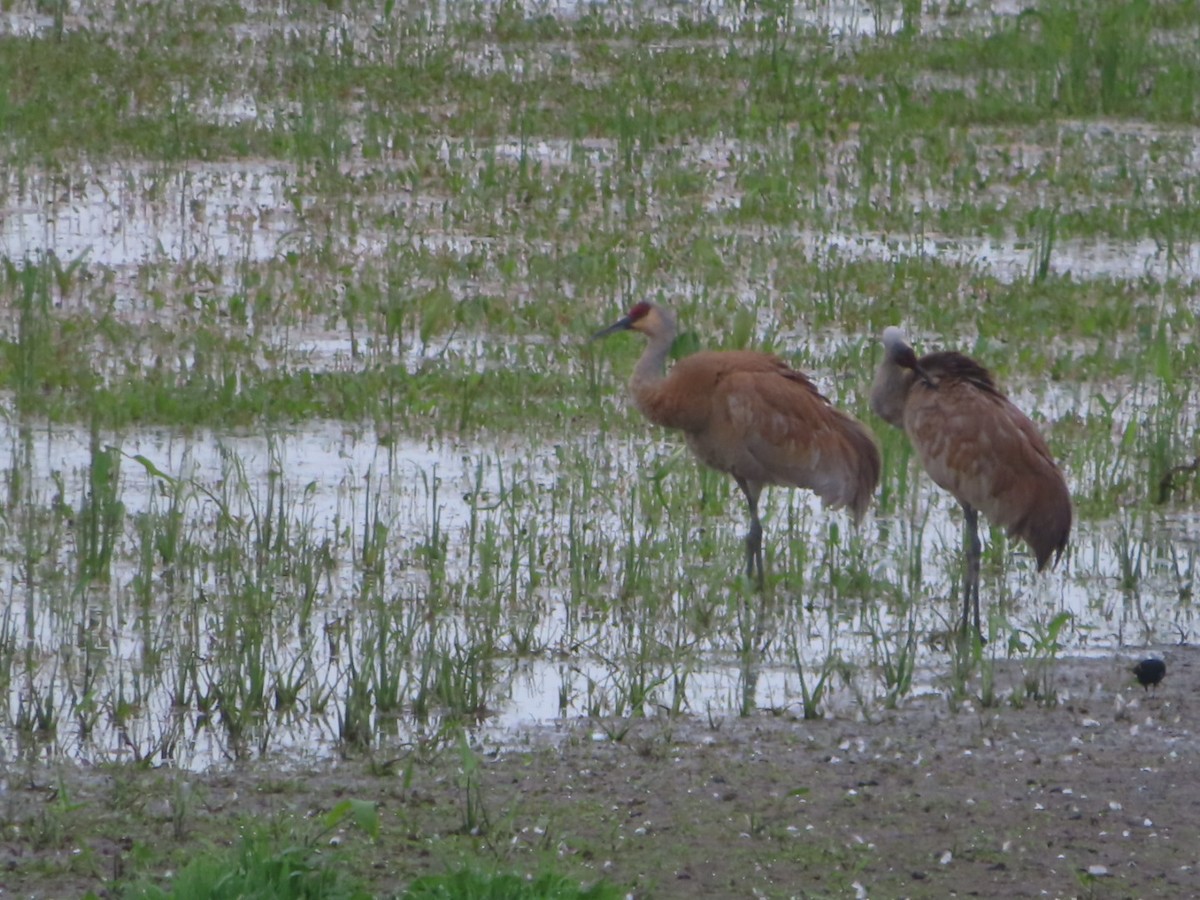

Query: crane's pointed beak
[591,315,634,341]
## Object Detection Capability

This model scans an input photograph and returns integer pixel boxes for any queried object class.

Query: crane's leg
[735,477,765,590]
[961,504,982,637]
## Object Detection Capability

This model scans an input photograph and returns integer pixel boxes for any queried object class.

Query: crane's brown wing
[684,357,880,520]
[904,381,1070,568]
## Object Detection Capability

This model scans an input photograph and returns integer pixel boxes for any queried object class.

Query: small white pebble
[1081,718,1101,728]
[1063,788,1073,795]
[1144,818,1154,827]
[1109,801,1123,811]
[1034,803,1045,810]
[939,851,953,865]
[1001,841,1012,853]
[1087,865,1109,877]
[852,882,868,900]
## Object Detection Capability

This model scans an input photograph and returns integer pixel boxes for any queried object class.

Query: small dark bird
[1132,658,1166,691]
[871,327,1072,637]
[593,301,881,588]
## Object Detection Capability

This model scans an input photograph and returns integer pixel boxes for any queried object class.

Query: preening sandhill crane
[870,327,1071,636]
[593,301,881,588]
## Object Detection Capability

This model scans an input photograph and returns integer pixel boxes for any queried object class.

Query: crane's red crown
[627,301,653,322]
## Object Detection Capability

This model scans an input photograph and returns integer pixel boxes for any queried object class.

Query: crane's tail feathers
[1012,480,1072,571]
[841,414,882,524]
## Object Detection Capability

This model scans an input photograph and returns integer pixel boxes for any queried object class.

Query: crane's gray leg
[735,477,765,590]
[747,515,763,588]
[962,504,982,637]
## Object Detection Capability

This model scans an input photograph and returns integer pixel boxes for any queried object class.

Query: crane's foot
[958,597,986,646]
[957,623,987,648]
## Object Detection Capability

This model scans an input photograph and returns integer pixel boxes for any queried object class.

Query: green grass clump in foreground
[118,830,371,900]
[116,836,621,900]
[402,869,624,900]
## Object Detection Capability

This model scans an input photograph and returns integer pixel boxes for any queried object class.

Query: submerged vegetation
[1,0,1199,894]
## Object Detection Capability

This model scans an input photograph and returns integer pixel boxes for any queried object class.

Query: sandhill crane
[593,301,881,588]
[870,326,1071,636]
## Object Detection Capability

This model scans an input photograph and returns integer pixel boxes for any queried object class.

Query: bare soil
[3,650,1197,899]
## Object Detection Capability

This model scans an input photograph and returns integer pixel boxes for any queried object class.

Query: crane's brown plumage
[594,301,881,586]
[871,326,1071,635]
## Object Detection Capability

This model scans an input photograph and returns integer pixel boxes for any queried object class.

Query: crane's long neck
[869,357,914,429]
[628,317,676,426]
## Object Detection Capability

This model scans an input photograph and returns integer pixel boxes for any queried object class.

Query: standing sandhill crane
[870,327,1071,636]
[593,301,881,588]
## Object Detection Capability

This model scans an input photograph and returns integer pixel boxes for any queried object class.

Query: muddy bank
[4,650,1196,898]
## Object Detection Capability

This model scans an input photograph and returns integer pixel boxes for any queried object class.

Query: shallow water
[4,157,1194,308]
[0,414,1191,770]
[0,164,298,269]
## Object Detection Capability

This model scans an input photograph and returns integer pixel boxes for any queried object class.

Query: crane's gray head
[881,326,920,369]
[880,326,936,387]
[592,301,674,341]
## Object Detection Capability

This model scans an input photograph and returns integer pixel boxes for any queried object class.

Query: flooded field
[2,0,1200,895]
[1,410,1196,772]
